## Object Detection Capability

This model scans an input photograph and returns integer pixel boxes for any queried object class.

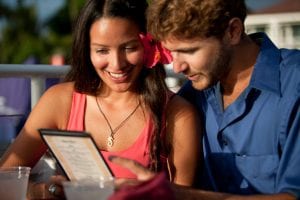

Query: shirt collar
[205,32,282,98]
[249,32,281,96]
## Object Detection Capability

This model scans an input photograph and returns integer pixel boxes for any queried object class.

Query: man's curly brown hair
[147,0,247,41]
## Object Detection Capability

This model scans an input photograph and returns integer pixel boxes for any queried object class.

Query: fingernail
[108,155,117,161]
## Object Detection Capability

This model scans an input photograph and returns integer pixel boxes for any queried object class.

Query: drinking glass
[63,177,115,200]
[0,166,31,200]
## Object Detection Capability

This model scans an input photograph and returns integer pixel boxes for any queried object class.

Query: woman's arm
[166,95,202,186]
[0,83,73,168]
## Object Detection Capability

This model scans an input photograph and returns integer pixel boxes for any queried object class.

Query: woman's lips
[109,71,127,78]
[106,69,131,83]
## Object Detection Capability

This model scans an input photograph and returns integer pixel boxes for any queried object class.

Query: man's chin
[191,80,211,91]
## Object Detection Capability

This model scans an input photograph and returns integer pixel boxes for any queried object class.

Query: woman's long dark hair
[65,0,170,172]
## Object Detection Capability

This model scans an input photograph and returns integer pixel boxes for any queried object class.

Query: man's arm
[109,156,297,200]
[173,185,295,200]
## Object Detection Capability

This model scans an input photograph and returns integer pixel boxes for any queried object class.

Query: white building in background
[245,0,300,49]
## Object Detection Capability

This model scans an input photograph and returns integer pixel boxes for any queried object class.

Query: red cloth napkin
[109,172,175,200]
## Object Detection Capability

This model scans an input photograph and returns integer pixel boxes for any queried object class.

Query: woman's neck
[96,90,140,110]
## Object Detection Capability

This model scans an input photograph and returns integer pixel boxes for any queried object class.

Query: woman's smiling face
[89,17,144,93]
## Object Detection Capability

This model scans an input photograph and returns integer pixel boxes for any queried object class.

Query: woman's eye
[124,46,138,52]
[96,49,109,54]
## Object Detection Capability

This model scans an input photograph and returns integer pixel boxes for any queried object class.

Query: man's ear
[224,17,244,45]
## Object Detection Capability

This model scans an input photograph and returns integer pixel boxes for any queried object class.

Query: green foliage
[0,0,85,64]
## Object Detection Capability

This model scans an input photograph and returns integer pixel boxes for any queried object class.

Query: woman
[0,0,200,187]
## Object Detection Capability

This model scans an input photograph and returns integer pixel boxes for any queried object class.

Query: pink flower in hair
[139,33,173,68]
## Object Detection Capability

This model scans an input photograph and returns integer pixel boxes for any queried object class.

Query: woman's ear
[224,17,244,45]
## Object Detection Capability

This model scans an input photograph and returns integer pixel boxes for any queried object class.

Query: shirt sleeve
[276,99,300,198]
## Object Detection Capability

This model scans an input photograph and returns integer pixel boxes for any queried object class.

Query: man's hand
[108,156,158,190]
[108,156,175,200]
[109,155,156,181]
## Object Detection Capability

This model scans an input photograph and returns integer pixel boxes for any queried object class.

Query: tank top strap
[67,91,86,131]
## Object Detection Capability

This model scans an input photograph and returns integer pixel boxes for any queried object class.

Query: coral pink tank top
[67,92,155,179]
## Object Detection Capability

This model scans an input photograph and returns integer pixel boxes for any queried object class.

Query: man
[110,0,300,199]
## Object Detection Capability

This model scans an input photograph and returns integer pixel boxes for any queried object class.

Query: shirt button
[223,140,228,146]
[236,154,247,158]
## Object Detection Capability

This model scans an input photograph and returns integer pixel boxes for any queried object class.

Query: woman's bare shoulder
[165,93,201,132]
[33,82,75,115]
[27,82,76,129]
[167,94,197,115]
[40,82,74,102]
[44,82,74,95]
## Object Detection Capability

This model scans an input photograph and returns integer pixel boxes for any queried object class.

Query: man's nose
[172,55,187,74]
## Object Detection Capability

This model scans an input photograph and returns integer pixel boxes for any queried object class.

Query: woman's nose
[110,51,126,70]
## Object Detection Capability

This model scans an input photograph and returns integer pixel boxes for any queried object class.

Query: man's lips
[186,73,199,81]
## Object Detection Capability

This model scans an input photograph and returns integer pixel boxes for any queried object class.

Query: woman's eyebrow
[90,39,140,47]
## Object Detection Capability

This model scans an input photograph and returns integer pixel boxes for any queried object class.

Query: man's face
[162,36,232,90]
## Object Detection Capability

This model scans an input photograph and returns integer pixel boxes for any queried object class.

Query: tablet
[39,129,114,181]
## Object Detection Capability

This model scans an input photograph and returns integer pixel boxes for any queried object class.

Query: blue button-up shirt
[179,32,300,197]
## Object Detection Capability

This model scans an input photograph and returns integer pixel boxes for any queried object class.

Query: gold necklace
[95,96,140,147]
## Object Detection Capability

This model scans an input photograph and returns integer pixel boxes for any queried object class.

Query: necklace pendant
[107,136,114,147]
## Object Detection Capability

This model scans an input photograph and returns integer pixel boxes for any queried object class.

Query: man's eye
[186,50,195,54]
[177,47,198,54]
[182,49,196,54]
